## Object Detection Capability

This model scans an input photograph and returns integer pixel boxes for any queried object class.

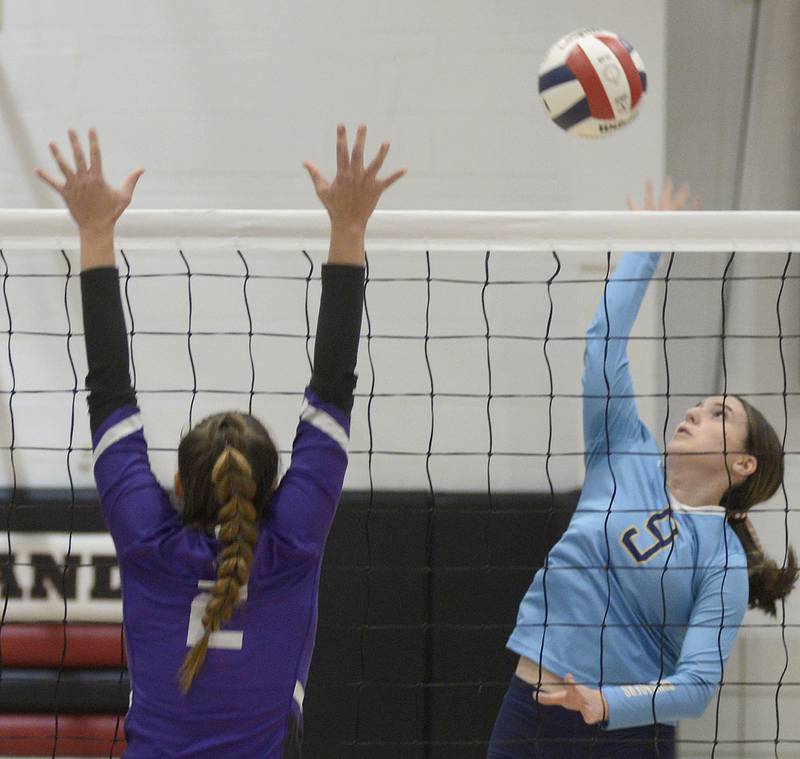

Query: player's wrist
[329,220,367,239]
[79,226,117,270]
[79,224,115,244]
[327,226,365,265]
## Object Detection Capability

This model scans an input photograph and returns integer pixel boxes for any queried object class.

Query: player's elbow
[584,308,613,343]
[681,678,718,719]
[686,693,714,720]
[581,328,614,390]
[581,355,604,397]
[582,326,604,366]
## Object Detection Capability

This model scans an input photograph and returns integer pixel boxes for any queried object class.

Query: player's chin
[666,436,691,455]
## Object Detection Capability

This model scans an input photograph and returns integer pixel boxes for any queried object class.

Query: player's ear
[735,454,757,479]
[174,471,185,500]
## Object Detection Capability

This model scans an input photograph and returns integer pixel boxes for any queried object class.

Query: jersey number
[621,508,679,563]
[186,579,246,650]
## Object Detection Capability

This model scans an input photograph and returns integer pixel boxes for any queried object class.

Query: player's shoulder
[123,514,216,574]
[686,512,748,567]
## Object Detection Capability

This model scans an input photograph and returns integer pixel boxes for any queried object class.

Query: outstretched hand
[304,124,406,232]
[534,673,608,725]
[36,129,144,234]
[627,178,699,212]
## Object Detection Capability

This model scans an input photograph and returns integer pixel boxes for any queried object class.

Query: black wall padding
[305,490,578,759]
[0,670,129,713]
[0,490,107,532]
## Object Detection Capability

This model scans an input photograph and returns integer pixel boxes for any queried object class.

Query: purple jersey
[92,388,349,758]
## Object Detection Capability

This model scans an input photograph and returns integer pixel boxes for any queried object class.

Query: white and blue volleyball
[538,29,647,138]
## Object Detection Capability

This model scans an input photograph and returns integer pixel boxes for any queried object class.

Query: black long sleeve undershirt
[81,267,136,437]
[81,263,364,437]
[309,264,365,415]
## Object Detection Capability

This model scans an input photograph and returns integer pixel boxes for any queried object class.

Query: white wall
[0,0,665,211]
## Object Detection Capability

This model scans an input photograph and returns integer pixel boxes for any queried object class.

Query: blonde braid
[179,444,259,694]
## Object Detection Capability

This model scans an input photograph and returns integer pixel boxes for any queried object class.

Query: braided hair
[176,412,279,693]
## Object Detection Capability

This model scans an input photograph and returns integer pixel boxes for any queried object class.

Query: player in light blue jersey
[37,125,404,758]
[488,180,798,758]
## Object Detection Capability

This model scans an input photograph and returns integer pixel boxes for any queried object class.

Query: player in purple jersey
[488,181,798,758]
[37,125,405,758]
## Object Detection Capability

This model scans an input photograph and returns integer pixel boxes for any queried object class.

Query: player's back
[120,502,320,758]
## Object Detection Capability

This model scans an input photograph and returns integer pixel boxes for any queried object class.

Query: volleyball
[538,28,647,138]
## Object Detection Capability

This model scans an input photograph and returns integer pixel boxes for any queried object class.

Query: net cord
[1,210,799,252]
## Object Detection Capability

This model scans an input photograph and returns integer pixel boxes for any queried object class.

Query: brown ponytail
[722,397,798,616]
[728,514,798,617]
[176,412,279,693]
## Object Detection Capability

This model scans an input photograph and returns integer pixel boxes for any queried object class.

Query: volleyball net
[0,209,797,758]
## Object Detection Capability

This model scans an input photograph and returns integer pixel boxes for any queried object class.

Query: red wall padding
[1,625,126,668]
[0,715,126,756]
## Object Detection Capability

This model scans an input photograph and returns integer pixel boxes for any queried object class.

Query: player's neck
[665,461,725,508]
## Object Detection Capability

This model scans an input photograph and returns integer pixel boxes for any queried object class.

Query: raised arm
[582,180,694,458]
[582,251,661,454]
[304,123,406,412]
[36,129,144,436]
[267,125,405,553]
[36,131,173,554]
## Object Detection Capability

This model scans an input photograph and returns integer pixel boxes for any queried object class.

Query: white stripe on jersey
[670,499,726,516]
[293,680,305,711]
[620,681,675,698]
[93,413,144,464]
[299,401,349,452]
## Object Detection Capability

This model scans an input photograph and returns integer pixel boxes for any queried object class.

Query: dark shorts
[487,676,675,759]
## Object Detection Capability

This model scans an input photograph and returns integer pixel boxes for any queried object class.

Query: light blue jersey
[507,252,748,730]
